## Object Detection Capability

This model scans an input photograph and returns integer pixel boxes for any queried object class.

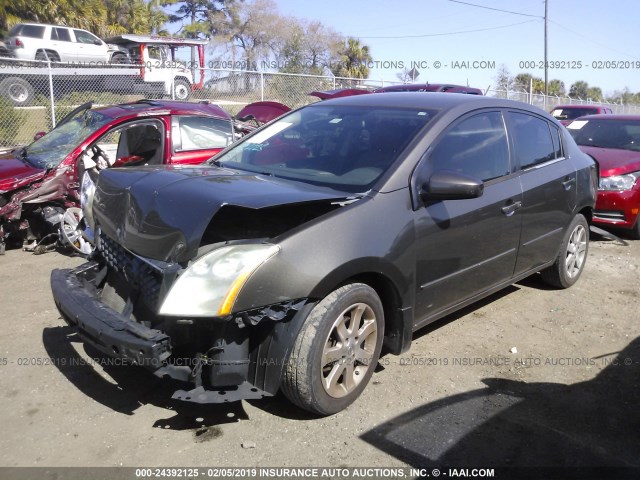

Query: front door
[413,110,523,325]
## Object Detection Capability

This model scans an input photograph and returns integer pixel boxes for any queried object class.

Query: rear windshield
[9,24,46,38]
[551,107,599,121]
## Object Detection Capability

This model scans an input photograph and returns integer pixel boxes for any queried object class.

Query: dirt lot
[0,230,638,472]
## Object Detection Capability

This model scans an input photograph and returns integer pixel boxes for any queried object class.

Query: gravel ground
[0,230,638,473]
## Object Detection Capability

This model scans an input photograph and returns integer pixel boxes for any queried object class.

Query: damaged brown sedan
[51,93,597,415]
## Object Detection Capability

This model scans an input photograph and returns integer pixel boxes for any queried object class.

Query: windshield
[213,105,436,192]
[24,110,111,169]
[551,107,599,121]
[568,119,640,151]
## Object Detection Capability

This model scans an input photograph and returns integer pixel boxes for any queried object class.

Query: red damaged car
[568,114,640,238]
[551,104,613,126]
[0,99,234,253]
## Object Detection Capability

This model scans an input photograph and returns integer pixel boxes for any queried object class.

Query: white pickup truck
[0,35,209,106]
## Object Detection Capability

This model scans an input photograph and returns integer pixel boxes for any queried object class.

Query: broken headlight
[598,171,640,191]
[159,244,280,317]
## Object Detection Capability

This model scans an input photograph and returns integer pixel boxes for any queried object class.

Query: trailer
[0,35,208,106]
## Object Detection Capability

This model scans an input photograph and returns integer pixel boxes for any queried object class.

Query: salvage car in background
[550,104,613,126]
[51,93,596,415]
[6,23,128,63]
[0,99,233,253]
[568,114,640,238]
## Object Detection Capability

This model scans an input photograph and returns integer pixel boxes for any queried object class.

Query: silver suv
[6,23,128,63]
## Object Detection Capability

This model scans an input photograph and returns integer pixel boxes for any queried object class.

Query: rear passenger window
[51,28,71,42]
[16,25,45,38]
[172,116,232,151]
[550,125,563,159]
[509,112,556,169]
[430,111,510,182]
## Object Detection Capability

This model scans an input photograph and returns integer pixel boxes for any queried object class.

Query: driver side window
[89,120,164,168]
[430,111,510,182]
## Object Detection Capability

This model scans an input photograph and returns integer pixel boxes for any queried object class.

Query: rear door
[506,111,576,275]
[170,115,234,165]
[50,27,76,62]
[413,110,523,324]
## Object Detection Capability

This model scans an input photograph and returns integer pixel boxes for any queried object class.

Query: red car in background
[568,114,640,238]
[0,99,234,252]
[551,104,613,126]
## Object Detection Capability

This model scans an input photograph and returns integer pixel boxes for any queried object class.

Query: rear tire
[541,214,589,288]
[282,283,384,416]
[110,53,128,64]
[0,77,35,106]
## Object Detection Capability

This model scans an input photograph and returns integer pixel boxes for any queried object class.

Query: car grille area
[96,232,165,309]
[594,210,626,222]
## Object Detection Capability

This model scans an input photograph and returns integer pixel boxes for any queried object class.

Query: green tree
[278,20,341,76]
[514,73,544,94]
[331,37,372,81]
[210,0,288,70]
[1,0,167,37]
[569,81,589,99]
[587,86,603,101]
[548,79,566,97]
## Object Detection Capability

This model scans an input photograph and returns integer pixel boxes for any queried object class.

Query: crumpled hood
[0,152,46,194]
[93,164,352,262]
[579,146,640,177]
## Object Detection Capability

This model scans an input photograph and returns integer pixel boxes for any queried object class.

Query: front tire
[630,217,640,240]
[173,79,191,100]
[282,283,384,415]
[541,214,589,288]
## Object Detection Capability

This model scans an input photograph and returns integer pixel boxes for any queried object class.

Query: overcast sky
[273,0,640,95]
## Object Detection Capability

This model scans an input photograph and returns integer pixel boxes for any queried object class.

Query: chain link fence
[485,87,640,114]
[1,58,639,149]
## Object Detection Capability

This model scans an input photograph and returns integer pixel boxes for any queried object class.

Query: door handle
[562,177,575,190]
[501,201,522,216]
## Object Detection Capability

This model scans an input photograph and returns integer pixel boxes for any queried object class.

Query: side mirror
[33,131,46,141]
[420,170,484,202]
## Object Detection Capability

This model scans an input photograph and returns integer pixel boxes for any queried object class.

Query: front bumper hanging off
[50,263,310,403]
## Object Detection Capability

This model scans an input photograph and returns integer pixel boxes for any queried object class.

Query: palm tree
[331,37,372,82]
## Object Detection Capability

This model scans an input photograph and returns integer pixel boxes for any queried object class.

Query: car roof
[375,83,482,93]
[311,91,543,113]
[552,105,607,110]
[574,114,640,121]
[12,23,76,29]
[94,100,231,120]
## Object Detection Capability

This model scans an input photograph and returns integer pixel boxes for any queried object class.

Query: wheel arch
[309,261,414,356]
[35,48,59,61]
[174,76,192,86]
[578,205,593,224]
